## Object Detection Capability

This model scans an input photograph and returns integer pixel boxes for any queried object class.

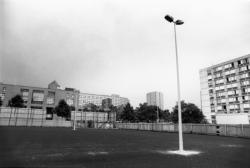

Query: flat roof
[200,54,250,72]
[0,82,128,99]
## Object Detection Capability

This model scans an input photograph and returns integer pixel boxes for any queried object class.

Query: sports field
[0,127,250,168]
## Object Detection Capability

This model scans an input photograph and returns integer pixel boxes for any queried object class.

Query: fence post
[85,112,87,128]
[41,109,44,127]
[216,125,220,136]
[191,123,193,134]
[241,124,244,137]
[26,108,30,127]
[31,109,34,126]
[205,124,207,134]
[225,124,227,136]
[8,107,13,126]
[15,108,18,126]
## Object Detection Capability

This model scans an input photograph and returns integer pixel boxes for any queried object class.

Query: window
[0,93,5,100]
[225,71,230,75]
[242,80,250,86]
[224,64,232,69]
[215,79,224,84]
[221,99,226,103]
[216,92,225,97]
[215,73,221,78]
[225,69,236,75]
[242,96,250,101]
[216,66,223,71]
[228,97,236,102]
[226,83,237,89]
[31,106,42,109]
[246,88,250,93]
[238,59,248,66]
[47,91,55,105]
[228,76,236,81]
[240,73,249,79]
[215,85,225,91]
[240,66,247,72]
[217,106,222,110]
[243,104,250,108]
[230,69,236,74]
[32,90,44,104]
[21,89,29,103]
[227,90,238,95]
[229,104,239,109]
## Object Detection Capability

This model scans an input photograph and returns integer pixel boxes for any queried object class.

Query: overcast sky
[1,0,250,109]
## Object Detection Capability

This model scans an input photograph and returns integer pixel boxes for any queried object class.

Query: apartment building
[146,91,164,110]
[0,81,129,113]
[200,54,250,123]
[78,93,129,108]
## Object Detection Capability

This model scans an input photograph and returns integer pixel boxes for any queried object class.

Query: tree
[70,105,75,111]
[55,99,71,119]
[136,103,158,122]
[116,105,126,121]
[0,97,2,107]
[120,103,136,122]
[8,95,24,108]
[171,101,205,123]
[89,103,98,112]
[160,109,171,122]
[84,103,98,111]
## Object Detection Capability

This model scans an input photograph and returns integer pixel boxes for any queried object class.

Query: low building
[78,93,129,108]
[102,98,112,111]
[0,81,129,116]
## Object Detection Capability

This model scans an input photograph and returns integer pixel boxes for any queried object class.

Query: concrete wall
[115,122,250,138]
[216,113,249,124]
[0,107,115,128]
[0,107,71,127]
[71,111,116,122]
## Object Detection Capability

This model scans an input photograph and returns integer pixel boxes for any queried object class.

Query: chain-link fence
[115,122,250,138]
[0,107,116,128]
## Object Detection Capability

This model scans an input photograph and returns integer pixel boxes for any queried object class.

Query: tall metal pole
[73,92,78,131]
[156,105,159,123]
[174,23,183,151]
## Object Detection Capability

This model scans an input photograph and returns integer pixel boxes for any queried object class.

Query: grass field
[0,127,250,168]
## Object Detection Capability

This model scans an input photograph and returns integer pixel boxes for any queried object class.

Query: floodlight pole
[174,23,183,151]
[165,14,184,152]
[73,92,78,131]
[156,105,159,123]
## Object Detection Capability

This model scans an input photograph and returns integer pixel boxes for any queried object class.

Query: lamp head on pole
[164,15,174,23]
[175,20,184,25]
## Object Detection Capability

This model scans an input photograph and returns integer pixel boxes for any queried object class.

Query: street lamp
[164,14,184,152]
[73,92,78,131]
[156,105,159,123]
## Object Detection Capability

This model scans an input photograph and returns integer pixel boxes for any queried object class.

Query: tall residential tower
[146,91,164,110]
[200,54,250,123]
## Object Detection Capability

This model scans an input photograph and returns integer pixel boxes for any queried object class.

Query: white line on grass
[87,151,109,156]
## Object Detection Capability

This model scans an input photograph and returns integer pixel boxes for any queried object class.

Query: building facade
[102,98,112,110]
[0,81,129,114]
[78,93,129,109]
[200,54,250,123]
[146,91,164,110]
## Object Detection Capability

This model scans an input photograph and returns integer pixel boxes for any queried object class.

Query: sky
[0,0,250,110]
